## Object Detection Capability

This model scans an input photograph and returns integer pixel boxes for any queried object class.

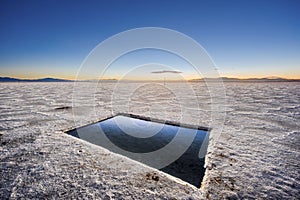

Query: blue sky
[0,0,299,79]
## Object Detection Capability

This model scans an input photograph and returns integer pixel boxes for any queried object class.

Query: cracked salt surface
[0,82,300,199]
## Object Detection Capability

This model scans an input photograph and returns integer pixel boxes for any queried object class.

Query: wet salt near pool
[67,114,209,187]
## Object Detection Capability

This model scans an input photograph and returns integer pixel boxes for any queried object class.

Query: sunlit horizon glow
[0,0,299,80]
[2,73,300,81]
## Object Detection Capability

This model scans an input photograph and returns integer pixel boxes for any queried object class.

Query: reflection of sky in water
[100,115,207,153]
[67,115,209,187]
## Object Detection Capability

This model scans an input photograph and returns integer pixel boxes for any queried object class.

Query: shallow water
[67,114,209,187]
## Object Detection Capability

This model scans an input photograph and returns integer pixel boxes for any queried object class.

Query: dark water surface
[67,114,209,187]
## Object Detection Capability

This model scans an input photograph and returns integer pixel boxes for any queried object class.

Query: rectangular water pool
[66,113,209,187]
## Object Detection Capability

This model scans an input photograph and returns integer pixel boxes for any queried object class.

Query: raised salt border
[0,82,299,199]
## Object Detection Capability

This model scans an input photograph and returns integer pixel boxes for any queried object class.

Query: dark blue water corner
[66,114,210,187]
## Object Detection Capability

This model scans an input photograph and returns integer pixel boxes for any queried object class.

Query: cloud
[151,70,182,74]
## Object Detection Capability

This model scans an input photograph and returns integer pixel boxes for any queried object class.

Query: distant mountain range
[0,77,73,82]
[189,77,300,82]
[0,77,119,82]
[0,76,299,82]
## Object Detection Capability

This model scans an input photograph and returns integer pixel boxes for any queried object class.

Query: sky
[0,0,299,80]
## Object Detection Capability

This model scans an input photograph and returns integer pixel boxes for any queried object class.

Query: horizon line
[1,75,300,81]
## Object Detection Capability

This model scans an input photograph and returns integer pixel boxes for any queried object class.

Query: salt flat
[0,82,299,199]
